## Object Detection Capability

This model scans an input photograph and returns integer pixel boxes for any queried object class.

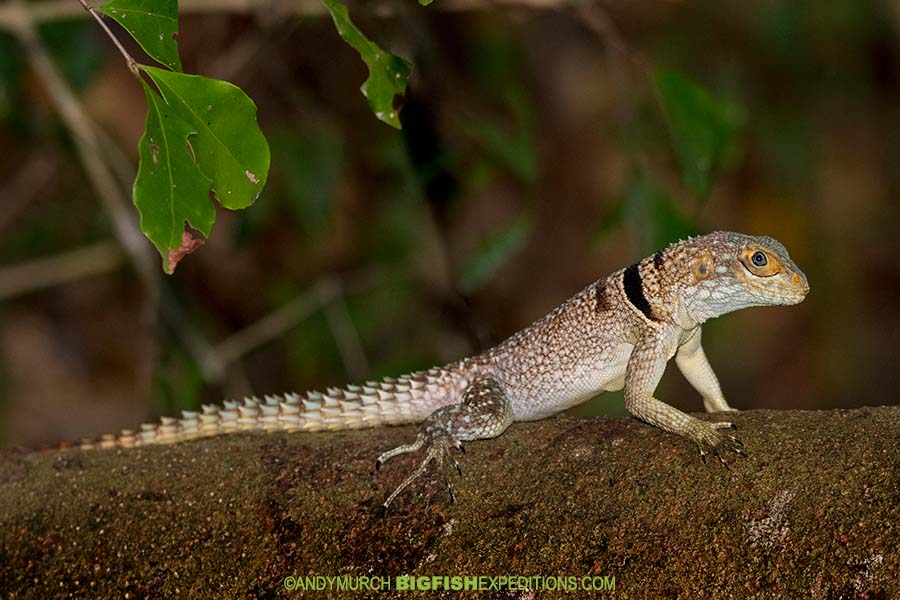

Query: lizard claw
[708,433,746,468]
[377,429,465,513]
[694,421,746,469]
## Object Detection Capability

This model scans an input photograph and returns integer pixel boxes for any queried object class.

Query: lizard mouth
[784,283,809,304]
[792,273,810,298]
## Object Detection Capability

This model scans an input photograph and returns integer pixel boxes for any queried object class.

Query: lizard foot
[694,421,745,468]
[376,429,464,514]
[374,375,512,514]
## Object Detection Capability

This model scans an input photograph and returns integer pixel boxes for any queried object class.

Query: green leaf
[135,80,213,272]
[98,0,182,71]
[459,214,532,293]
[654,68,742,199]
[134,67,269,271]
[465,89,537,184]
[620,173,699,255]
[321,0,411,129]
[142,66,269,210]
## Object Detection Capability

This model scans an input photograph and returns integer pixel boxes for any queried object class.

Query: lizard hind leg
[376,376,513,513]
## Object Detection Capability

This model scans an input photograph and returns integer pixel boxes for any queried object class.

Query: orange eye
[740,247,781,276]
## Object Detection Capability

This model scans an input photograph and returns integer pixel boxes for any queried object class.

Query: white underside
[509,342,634,421]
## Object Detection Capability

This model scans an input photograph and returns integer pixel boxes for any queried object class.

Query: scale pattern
[81,367,469,449]
[81,231,809,512]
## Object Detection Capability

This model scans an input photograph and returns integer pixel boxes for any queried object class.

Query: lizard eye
[751,251,767,267]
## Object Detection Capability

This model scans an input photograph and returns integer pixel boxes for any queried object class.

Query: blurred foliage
[368,192,426,265]
[654,67,743,200]
[0,32,23,123]
[464,88,537,185]
[2,0,899,447]
[154,348,205,416]
[39,20,106,91]
[598,173,700,256]
[269,128,344,240]
[459,212,532,294]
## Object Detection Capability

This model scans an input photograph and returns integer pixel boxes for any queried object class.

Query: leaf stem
[76,0,140,77]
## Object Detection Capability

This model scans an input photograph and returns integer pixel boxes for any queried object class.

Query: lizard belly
[509,342,633,421]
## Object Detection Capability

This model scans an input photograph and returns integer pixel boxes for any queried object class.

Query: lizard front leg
[675,326,734,413]
[375,376,513,513]
[625,328,743,463]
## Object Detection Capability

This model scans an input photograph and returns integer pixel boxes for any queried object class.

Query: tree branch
[76,0,140,76]
[1,406,897,597]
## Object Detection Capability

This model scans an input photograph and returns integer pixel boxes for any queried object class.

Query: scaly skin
[82,231,810,512]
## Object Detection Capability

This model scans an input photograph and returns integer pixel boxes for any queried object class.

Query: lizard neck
[672,293,706,328]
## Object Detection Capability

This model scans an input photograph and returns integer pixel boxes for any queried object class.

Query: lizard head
[678,231,809,321]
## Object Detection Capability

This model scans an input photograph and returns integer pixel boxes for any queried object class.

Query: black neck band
[623,263,654,320]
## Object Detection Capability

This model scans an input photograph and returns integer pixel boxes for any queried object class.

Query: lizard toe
[379,430,466,512]
[694,421,746,468]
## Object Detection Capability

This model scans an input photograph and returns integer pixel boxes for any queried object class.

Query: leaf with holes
[655,68,742,199]
[134,80,213,273]
[134,68,269,272]
[98,0,181,71]
[321,0,411,129]
[141,66,269,210]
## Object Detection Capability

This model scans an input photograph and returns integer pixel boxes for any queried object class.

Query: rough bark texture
[1,406,898,599]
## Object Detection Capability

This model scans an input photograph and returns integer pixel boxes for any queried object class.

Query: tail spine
[81,367,464,450]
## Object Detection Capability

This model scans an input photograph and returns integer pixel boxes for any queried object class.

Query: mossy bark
[1,407,898,599]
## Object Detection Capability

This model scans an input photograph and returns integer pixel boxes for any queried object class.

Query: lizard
[80,231,809,512]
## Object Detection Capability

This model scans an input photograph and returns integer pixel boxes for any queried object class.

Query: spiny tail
[80,367,465,450]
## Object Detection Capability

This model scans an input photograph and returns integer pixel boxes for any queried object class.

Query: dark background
[0,0,897,448]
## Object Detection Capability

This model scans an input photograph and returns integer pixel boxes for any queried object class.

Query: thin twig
[76,0,140,76]
[214,278,339,367]
[0,242,125,300]
[214,269,381,368]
